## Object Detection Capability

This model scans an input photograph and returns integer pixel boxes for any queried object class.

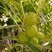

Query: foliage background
[0,0,52,52]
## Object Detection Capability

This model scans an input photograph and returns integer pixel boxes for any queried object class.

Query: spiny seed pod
[25,25,37,38]
[35,32,45,43]
[23,12,38,27]
[30,37,39,46]
[17,32,29,43]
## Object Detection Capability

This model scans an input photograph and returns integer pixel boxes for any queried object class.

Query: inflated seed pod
[35,32,45,43]
[23,12,38,27]
[30,37,39,46]
[25,25,37,38]
[17,31,29,43]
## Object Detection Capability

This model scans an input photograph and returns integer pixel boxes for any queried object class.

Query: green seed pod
[36,32,45,43]
[17,32,29,43]
[30,37,39,46]
[25,25,37,38]
[23,12,38,27]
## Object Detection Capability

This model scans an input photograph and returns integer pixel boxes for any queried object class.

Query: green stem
[19,0,25,18]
